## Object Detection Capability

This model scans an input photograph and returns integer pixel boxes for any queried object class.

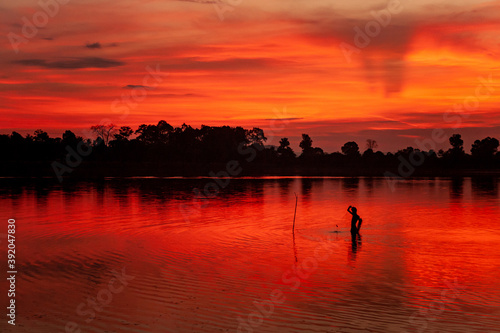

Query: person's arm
[347,206,353,215]
[357,218,362,232]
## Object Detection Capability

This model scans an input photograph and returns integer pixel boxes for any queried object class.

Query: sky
[1,0,500,152]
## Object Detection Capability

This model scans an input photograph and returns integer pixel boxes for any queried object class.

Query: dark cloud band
[14,57,124,69]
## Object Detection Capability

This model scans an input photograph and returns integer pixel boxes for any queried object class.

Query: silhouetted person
[347,205,362,235]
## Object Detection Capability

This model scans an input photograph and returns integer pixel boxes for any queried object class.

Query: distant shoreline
[2,161,500,181]
[2,125,499,183]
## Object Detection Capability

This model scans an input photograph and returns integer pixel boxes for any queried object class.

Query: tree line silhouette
[1,120,499,178]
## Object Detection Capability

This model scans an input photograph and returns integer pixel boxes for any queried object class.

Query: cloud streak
[14,57,125,69]
[85,42,102,49]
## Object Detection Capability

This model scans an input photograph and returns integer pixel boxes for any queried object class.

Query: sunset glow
[2,0,500,151]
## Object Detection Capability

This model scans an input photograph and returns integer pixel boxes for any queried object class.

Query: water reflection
[292,230,298,263]
[301,178,313,202]
[349,233,362,264]
[300,178,324,206]
[277,178,293,203]
[472,176,498,197]
[363,177,375,195]
[342,177,359,191]
[0,177,499,333]
[450,177,464,200]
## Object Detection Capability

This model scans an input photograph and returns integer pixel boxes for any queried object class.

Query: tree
[471,137,499,159]
[90,124,116,146]
[157,120,173,143]
[312,147,324,155]
[10,132,24,144]
[449,134,463,152]
[299,134,324,158]
[398,146,414,155]
[446,133,465,159]
[114,126,134,141]
[62,130,82,147]
[278,137,290,151]
[299,134,313,153]
[62,130,77,143]
[135,124,156,144]
[135,121,173,144]
[246,128,267,146]
[366,139,378,151]
[277,137,296,159]
[34,129,50,143]
[341,141,360,157]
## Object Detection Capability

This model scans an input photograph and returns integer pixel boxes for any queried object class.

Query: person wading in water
[347,205,362,235]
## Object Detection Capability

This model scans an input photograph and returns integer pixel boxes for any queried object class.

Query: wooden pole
[292,192,298,233]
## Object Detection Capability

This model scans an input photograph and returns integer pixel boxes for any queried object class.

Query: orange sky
[1,0,500,151]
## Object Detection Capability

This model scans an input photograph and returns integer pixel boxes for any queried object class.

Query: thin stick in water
[292,192,298,233]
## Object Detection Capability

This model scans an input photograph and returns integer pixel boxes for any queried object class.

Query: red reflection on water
[0,177,499,332]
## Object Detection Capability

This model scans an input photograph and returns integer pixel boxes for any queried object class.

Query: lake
[0,177,499,332]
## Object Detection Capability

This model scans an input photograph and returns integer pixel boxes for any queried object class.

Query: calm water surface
[0,177,499,333]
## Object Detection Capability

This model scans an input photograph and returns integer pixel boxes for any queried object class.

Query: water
[0,177,499,333]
